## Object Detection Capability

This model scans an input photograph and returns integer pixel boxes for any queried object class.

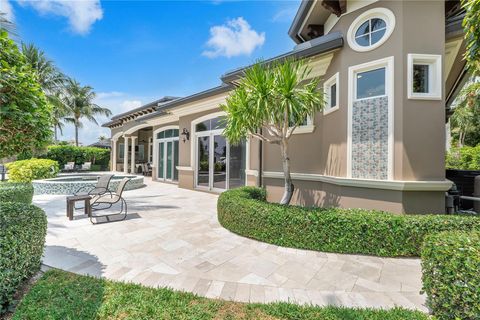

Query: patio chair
[64,162,75,171]
[89,177,131,224]
[144,163,152,176]
[74,173,114,197]
[80,162,92,171]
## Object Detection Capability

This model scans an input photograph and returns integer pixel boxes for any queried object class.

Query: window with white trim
[347,8,395,52]
[323,73,339,115]
[407,54,442,100]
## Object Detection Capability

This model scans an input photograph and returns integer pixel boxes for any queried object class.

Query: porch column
[123,136,129,173]
[111,138,117,172]
[130,136,137,174]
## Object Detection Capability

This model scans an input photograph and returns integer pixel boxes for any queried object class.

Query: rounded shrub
[217,187,480,257]
[5,158,59,182]
[0,202,47,313]
[422,231,480,320]
[0,182,34,204]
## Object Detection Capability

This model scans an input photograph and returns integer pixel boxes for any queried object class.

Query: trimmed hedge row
[40,145,110,167]
[0,202,47,313]
[217,187,480,257]
[5,158,59,182]
[0,182,34,204]
[422,231,480,320]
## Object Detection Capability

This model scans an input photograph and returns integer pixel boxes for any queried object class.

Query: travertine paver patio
[35,178,427,311]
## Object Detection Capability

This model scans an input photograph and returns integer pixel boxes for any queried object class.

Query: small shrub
[40,145,110,167]
[0,182,33,204]
[0,202,47,313]
[422,231,480,319]
[217,187,480,257]
[5,159,59,182]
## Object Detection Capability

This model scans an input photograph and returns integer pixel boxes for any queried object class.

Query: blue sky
[2,0,300,144]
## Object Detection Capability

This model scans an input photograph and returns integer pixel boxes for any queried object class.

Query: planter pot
[446,169,480,210]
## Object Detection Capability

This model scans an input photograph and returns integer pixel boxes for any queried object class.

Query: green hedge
[0,182,33,204]
[217,187,480,257]
[5,158,59,182]
[446,145,480,170]
[41,145,110,167]
[421,231,480,320]
[0,202,47,313]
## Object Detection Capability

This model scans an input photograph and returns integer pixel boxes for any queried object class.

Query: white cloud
[96,91,125,99]
[19,0,103,34]
[0,0,14,22]
[121,100,142,112]
[203,17,265,58]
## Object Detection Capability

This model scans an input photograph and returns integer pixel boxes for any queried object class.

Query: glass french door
[195,131,245,191]
[157,139,179,182]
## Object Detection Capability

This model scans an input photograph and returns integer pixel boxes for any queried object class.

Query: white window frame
[347,8,395,52]
[407,54,442,100]
[323,72,339,115]
[347,56,394,180]
[292,116,315,134]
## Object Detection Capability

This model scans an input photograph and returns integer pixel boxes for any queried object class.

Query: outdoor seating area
[64,173,131,224]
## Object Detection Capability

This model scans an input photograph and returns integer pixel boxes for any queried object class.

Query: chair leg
[89,197,128,224]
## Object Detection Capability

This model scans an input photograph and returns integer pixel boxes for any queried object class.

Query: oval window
[347,8,395,52]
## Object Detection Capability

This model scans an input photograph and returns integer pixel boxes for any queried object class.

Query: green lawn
[13,269,429,320]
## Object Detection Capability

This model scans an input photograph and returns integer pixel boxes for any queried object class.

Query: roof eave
[288,0,315,44]
[221,31,344,84]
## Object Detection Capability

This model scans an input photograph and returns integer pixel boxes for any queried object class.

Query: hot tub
[32,173,144,195]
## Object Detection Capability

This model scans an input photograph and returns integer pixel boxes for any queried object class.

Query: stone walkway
[35,178,427,311]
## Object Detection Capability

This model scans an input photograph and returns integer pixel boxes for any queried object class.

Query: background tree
[221,59,324,205]
[451,82,480,146]
[463,0,480,75]
[21,43,69,142]
[0,12,15,35]
[0,30,52,158]
[63,78,112,146]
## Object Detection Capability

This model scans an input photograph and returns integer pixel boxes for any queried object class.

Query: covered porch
[111,125,154,175]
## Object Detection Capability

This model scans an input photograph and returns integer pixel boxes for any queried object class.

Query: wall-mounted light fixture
[181,128,190,143]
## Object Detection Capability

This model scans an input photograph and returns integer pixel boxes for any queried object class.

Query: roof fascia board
[288,0,315,44]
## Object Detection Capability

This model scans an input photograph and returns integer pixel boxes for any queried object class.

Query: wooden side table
[66,195,92,220]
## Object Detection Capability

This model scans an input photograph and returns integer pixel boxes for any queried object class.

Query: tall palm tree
[63,78,112,146]
[0,12,15,35]
[22,43,68,142]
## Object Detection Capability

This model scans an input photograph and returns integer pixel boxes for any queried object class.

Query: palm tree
[21,43,66,94]
[63,78,112,146]
[221,58,324,205]
[0,12,15,35]
[22,43,68,142]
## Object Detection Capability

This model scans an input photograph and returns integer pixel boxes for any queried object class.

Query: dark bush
[0,182,34,204]
[0,202,47,313]
[40,145,110,167]
[422,231,480,319]
[217,187,480,257]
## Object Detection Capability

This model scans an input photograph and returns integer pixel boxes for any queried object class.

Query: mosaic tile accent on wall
[352,96,389,180]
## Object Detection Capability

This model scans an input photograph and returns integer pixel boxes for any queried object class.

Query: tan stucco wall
[264,178,445,214]
[263,0,446,182]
